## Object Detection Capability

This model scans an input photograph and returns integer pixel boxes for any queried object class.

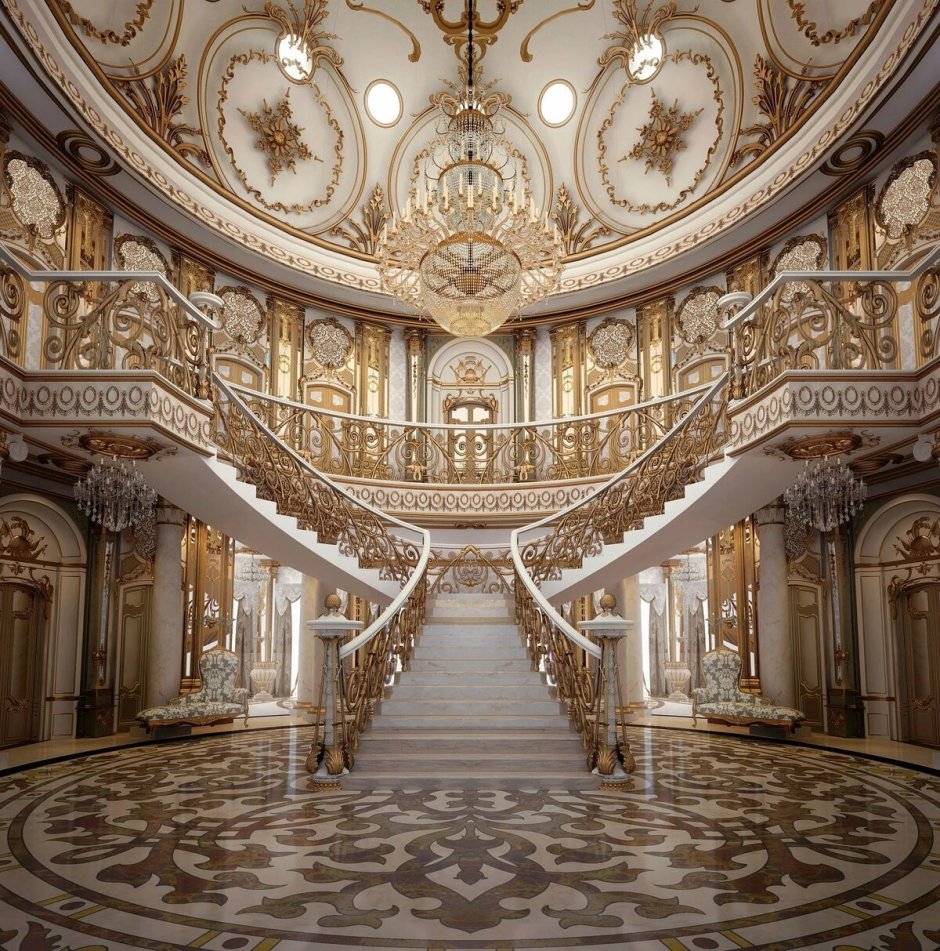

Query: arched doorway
[855,494,940,745]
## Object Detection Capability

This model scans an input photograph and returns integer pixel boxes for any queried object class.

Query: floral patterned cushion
[693,649,804,725]
[138,649,248,725]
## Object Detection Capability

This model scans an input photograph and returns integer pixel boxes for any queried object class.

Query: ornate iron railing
[213,375,430,783]
[510,376,729,783]
[725,245,940,400]
[232,383,706,485]
[0,243,217,399]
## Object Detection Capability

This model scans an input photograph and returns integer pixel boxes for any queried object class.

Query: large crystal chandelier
[74,457,157,532]
[784,458,867,533]
[376,2,562,337]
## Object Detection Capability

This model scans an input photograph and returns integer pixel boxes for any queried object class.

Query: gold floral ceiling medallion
[420,0,524,64]
[781,432,862,459]
[76,432,166,460]
[240,91,316,186]
[625,90,701,186]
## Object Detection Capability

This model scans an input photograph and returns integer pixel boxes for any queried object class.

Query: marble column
[756,501,795,707]
[296,574,322,714]
[146,502,185,706]
[616,575,646,709]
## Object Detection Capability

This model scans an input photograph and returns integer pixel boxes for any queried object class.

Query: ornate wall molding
[337,475,605,526]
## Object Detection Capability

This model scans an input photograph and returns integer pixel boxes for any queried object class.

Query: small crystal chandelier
[74,457,157,532]
[784,458,867,533]
[376,0,562,337]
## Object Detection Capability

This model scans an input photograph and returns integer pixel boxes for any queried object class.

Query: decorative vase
[250,660,279,700]
[663,661,692,701]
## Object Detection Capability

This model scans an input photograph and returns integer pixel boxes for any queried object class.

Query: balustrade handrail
[721,244,940,332]
[510,373,729,659]
[229,380,711,432]
[213,374,430,660]
[0,243,220,331]
[234,381,705,485]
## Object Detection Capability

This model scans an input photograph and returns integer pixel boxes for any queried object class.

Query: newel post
[305,593,363,790]
[578,592,635,791]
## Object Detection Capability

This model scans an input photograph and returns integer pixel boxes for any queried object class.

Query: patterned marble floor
[0,727,937,950]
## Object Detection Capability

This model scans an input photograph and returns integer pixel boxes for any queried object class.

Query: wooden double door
[898,583,940,749]
[0,582,44,748]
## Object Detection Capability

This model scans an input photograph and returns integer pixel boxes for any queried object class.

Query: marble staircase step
[420,622,518,634]
[379,698,565,717]
[395,669,540,685]
[357,730,580,751]
[339,769,599,791]
[426,604,515,619]
[407,658,535,671]
[369,713,569,730]
[385,684,551,701]
[412,644,529,659]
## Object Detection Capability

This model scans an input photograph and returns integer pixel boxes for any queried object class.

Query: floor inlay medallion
[0,728,937,949]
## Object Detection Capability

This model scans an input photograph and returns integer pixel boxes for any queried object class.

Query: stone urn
[250,660,279,700]
[662,661,692,701]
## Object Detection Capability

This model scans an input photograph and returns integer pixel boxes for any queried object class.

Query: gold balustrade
[726,246,940,399]
[511,376,729,782]
[232,384,703,486]
[213,375,430,783]
[0,243,215,399]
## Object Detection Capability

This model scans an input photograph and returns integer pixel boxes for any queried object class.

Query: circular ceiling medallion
[819,129,884,177]
[538,80,576,127]
[783,432,862,459]
[55,129,121,176]
[365,80,403,127]
[77,432,162,459]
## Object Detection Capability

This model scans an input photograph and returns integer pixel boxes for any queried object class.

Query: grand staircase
[344,592,595,789]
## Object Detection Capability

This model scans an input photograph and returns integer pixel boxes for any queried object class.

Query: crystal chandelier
[784,458,867,533]
[376,1,562,337]
[74,457,157,532]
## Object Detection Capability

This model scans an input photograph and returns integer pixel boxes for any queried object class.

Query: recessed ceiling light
[539,80,576,127]
[365,80,403,127]
[276,33,314,83]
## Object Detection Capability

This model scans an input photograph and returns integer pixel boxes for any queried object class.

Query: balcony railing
[0,243,217,400]
[724,245,940,400]
[232,384,706,485]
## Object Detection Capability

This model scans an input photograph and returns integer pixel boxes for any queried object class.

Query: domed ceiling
[1,0,935,310]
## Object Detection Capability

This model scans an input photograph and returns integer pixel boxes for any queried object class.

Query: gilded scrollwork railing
[510,375,729,783]
[228,383,705,485]
[0,243,217,399]
[725,245,940,399]
[212,374,431,784]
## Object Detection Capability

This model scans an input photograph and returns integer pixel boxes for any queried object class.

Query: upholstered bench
[137,649,249,737]
[692,648,805,732]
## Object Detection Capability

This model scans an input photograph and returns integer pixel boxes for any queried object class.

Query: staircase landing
[343,593,597,789]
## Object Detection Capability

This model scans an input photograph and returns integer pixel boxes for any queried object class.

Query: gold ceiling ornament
[625,90,701,186]
[894,516,940,566]
[675,285,723,345]
[251,0,342,83]
[330,183,389,254]
[598,0,677,83]
[770,233,827,303]
[239,91,315,186]
[419,0,524,64]
[113,55,210,168]
[588,317,635,371]
[731,54,824,168]
[114,233,170,304]
[345,1,421,63]
[551,183,610,255]
[779,432,863,460]
[787,0,883,47]
[57,0,155,46]
[875,152,937,245]
[306,316,353,372]
[76,432,166,460]
[1,152,66,245]
[520,1,596,63]
[377,6,562,337]
[218,286,266,349]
